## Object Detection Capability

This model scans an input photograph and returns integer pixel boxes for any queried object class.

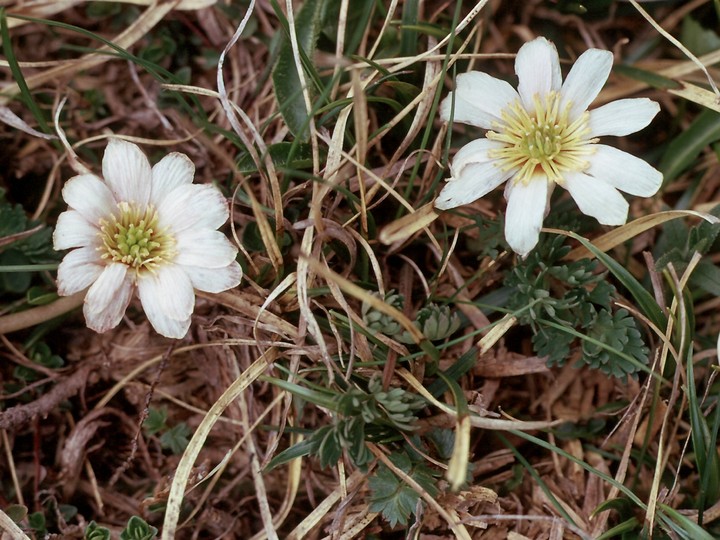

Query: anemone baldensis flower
[53,139,242,338]
[436,36,663,257]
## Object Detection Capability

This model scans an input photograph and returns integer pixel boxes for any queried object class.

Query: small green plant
[368,452,438,528]
[84,520,111,540]
[505,235,649,377]
[143,406,191,455]
[120,516,158,540]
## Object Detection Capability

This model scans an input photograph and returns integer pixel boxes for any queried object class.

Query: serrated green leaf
[368,453,437,528]
[159,423,191,455]
[143,407,168,436]
[565,232,667,331]
[272,0,328,140]
[660,110,720,183]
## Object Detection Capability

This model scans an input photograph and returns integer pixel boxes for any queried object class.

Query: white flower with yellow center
[53,139,242,338]
[436,37,663,257]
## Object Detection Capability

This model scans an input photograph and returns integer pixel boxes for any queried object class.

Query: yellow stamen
[487,91,596,186]
[98,202,176,274]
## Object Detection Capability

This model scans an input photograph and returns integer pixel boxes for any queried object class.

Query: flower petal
[53,210,98,250]
[102,139,152,206]
[138,275,192,339]
[85,263,130,313]
[563,171,628,226]
[435,161,514,210]
[504,176,549,258]
[150,152,195,206]
[588,98,660,137]
[57,247,104,296]
[62,174,116,224]
[587,144,663,197]
[138,264,194,323]
[174,229,238,268]
[157,183,229,234]
[440,71,520,129]
[83,264,133,333]
[560,48,613,121]
[182,261,243,293]
[449,138,506,177]
[516,37,562,113]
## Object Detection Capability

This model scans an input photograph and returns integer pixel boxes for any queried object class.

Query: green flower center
[98,202,175,272]
[487,91,595,185]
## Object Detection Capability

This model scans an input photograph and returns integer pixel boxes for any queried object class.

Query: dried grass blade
[161,349,276,540]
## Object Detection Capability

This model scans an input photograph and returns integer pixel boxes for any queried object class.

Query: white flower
[53,139,242,339]
[436,37,663,257]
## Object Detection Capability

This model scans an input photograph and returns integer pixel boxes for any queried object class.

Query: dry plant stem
[1,428,23,506]
[109,343,175,487]
[161,349,276,540]
[0,363,92,430]
[0,291,85,334]
[0,0,181,105]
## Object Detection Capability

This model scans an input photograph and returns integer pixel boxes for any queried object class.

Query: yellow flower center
[98,202,175,273]
[487,91,596,186]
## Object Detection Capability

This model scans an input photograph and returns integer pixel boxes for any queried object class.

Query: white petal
[138,265,195,321]
[150,152,195,206]
[435,161,513,210]
[440,71,520,129]
[83,265,133,333]
[53,210,98,250]
[504,177,549,258]
[56,247,103,296]
[157,183,229,234]
[563,171,628,225]
[182,261,243,293]
[560,48,613,121]
[174,229,238,268]
[587,145,663,197]
[516,37,562,113]
[588,98,660,137]
[102,139,152,206]
[138,276,191,339]
[62,174,116,224]
[85,263,130,313]
[449,138,505,177]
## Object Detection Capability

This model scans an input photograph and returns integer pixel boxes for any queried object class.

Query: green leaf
[4,504,27,523]
[237,142,315,174]
[687,353,720,507]
[159,423,191,455]
[564,232,667,331]
[658,504,715,540]
[613,65,681,91]
[582,308,649,378]
[659,110,720,183]
[120,516,158,540]
[85,521,112,540]
[272,0,329,140]
[690,260,720,297]
[368,453,437,528]
[681,16,720,56]
[143,407,168,436]
[595,517,640,540]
